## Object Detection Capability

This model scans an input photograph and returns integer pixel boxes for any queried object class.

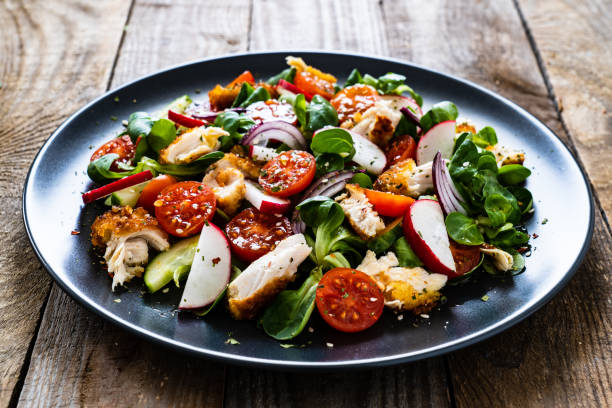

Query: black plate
[23,51,593,370]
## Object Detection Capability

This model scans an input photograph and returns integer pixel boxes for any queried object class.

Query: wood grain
[18,0,250,406]
[381,0,611,406]
[224,359,451,408]
[518,0,612,219]
[0,0,130,405]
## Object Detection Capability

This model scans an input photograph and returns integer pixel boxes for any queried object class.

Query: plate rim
[22,50,595,370]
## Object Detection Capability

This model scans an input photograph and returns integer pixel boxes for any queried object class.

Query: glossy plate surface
[23,51,593,369]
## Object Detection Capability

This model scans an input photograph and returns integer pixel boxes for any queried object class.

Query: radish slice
[380,95,422,116]
[346,130,387,174]
[432,152,467,216]
[416,120,456,165]
[403,199,457,277]
[241,121,307,150]
[249,145,279,162]
[82,170,153,204]
[179,222,231,310]
[244,180,291,215]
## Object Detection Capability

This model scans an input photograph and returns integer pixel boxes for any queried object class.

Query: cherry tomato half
[227,70,255,88]
[330,84,378,123]
[449,240,482,276]
[363,188,415,218]
[385,134,417,168]
[137,174,178,213]
[246,100,297,124]
[316,268,384,333]
[90,135,135,172]
[258,150,316,198]
[225,207,292,262]
[294,71,336,100]
[154,181,216,237]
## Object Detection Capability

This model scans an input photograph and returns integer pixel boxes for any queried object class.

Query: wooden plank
[382,1,612,407]
[224,359,450,408]
[17,0,250,406]
[0,0,131,405]
[518,0,612,218]
[222,1,452,407]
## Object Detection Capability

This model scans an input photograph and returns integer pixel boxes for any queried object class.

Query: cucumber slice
[105,181,148,207]
[144,235,200,293]
[158,95,192,118]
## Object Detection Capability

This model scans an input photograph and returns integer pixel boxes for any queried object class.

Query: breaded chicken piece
[373,158,433,198]
[227,234,312,320]
[91,206,169,290]
[335,184,385,239]
[159,126,227,165]
[202,153,261,215]
[486,144,525,166]
[350,99,403,147]
[357,250,447,314]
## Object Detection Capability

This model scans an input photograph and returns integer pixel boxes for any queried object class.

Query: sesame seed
[326,342,334,348]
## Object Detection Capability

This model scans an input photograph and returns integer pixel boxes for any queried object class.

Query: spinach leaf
[267,67,296,85]
[351,172,373,189]
[240,86,270,107]
[343,70,423,106]
[507,186,533,214]
[87,152,223,183]
[367,225,403,255]
[345,68,363,87]
[322,252,352,269]
[231,82,254,107]
[445,212,484,245]
[310,127,355,159]
[393,237,424,267]
[127,112,154,142]
[147,118,177,153]
[306,95,338,132]
[472,126,498,147]
[296,196,363,266]
[393,115,418,139]
[489,227,530,248]
[292,93,307,129]
[498,164,531,185]
[420,101,459,134]
[315,153,344,177]
[213,110,255,149]
[261,266,323,340]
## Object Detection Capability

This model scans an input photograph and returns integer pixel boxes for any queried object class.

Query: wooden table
[1,0,610,406]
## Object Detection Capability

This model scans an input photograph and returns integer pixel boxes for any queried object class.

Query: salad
[83,56,534,340]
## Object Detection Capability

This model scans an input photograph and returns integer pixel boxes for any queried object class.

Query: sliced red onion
[400,106,421,127]
[432,152,467,216]
[291,170,356,233]
[241,120,306,149]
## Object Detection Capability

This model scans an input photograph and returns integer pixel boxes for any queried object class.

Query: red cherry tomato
[258,150,316,198]
[246,100,297,124]
[224,208,292,262]
[363,188,415,218]
[385,134,417,168]
[330,84,379,123]
[90,135,135,172]
[294,71,336,100]
[136,174,178,213]
[316,268,384,333]
[449,240,482,276]
[227,70,255,88]
[154,181,216,237]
